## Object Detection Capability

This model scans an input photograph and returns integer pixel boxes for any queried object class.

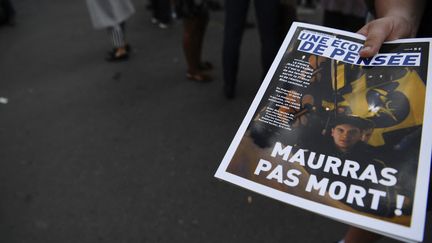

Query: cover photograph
[215,22,432,242]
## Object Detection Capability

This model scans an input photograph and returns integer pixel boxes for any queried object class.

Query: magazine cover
[215,22,432,242]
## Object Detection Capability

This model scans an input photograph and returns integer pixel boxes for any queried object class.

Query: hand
[357,16,414,58]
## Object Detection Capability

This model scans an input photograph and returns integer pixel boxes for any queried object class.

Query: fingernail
[361,46,371,53]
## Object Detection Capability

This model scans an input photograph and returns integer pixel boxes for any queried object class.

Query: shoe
[105,48,129,62]
[186,72,212,82]
[151,17,159,24]
[171,11,178,19]
[106,45,131,55]
[158,22,168,29]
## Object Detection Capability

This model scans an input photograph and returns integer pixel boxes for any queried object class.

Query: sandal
[186,72,212,82]
[106,45,131,55]
[106,48,129,62]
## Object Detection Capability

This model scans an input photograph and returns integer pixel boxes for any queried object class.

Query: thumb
[358,21,390,58]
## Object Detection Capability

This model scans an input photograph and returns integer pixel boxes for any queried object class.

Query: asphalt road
[0,1,431,243]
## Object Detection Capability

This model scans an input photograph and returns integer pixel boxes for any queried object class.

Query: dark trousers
[222,0,281,89]
[0,0,15,24]
[150,0,171,24]
[323,10,366,32]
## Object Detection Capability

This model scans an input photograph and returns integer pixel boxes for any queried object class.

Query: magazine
[215,22,432,242]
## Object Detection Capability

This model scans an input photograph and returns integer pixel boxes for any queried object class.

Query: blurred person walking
[177,0,213,82]
[222,0,292,99]
[86,0,135,61]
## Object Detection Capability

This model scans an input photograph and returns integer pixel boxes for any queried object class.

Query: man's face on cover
[331,124,362,152]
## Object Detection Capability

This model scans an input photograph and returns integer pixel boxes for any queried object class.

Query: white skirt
[86,0,135,29]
